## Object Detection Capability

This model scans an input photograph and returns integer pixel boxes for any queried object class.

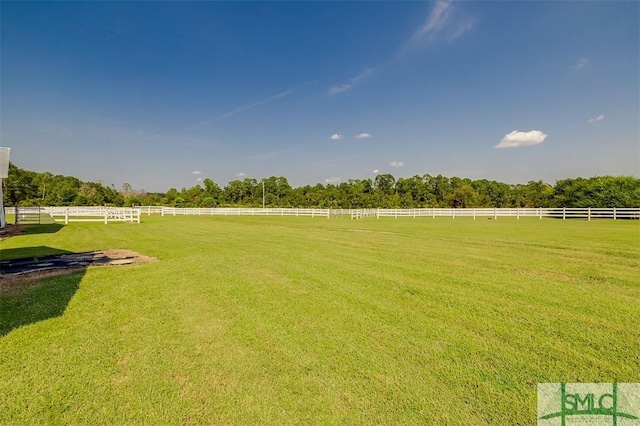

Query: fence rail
[156,207,331,218]
[5,206,639,223]
[7,207,141,224]
[14,206,43,224]
[369,207,640,220]
[128,206,640,220]
[137,206,640,220]
[350,209,378,220]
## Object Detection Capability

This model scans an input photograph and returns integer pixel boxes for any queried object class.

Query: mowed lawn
[1,215,638,424]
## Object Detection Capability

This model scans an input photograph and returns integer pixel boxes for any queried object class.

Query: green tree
[202,178,223,206]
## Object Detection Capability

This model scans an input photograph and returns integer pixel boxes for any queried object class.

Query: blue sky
[1,1,638,192]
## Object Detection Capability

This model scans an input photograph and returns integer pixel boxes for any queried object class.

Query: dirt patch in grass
[0,224,25,239]
[0,249,157,293]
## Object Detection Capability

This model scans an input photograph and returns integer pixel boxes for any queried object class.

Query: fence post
[494,208,497,220]
[473,208,476,220]
[517,207,520,220]
[539,208,542,219]
[452,209,455,220]
[588,207,591,221]
[613,208,616,220]
[65,208,69,225]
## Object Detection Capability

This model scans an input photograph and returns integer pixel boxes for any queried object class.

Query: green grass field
[1,216,639,424]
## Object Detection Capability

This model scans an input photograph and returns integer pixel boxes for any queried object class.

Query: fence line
[138,206,639,220]
[370,207,639,220]
[350,209,378,220]
[8,206,141,224]
[157,207,331,218]
[5,206,639,222]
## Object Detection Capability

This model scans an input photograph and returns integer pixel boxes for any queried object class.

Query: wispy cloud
[177,89,295,132]
[572,58,588,70]
[324,2,475,101]
[373,169,380,174]
[390,161,405,168]
[329,68,374,95]
[191,170,202,175]
[331,133,343,140]
[495,130,547,149]
[402,0,475,54]
[196,177,203,182]
[325,177,341,184]
[588,114,605,123]
[354,133,372,139]
[217,89,295,119]
[237,172,246,177]
[420,1,454,37]
[327,2,474,97]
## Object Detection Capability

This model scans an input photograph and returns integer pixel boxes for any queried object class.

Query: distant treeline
[3,163,639,208]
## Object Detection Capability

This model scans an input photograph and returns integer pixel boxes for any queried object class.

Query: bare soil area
[0,224,25,239]
[0,249,157,293]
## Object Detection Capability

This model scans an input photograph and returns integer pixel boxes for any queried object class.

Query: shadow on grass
[0,222,64,241]
[0,245,71,262]
[21,222,64,235]
[0,247,85,337]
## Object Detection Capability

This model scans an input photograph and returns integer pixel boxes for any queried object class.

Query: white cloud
[573,58,588,69]
[390,161,404,168]
[402,0,475,53]
[495,130,548,149]
[373,169,379,174]
[191,170,202,175]
[196,177,203,182]
[237,172,246,177]
[355,133,372,139]
[588,114,605,123]
[329,68,373,95]
[329,84,351,95]
[177,88,295,132]
[445,18,475,42]
[419,1,453,37]
[324,177,341,184]
[331,133,343,140]
[217,89,295,120]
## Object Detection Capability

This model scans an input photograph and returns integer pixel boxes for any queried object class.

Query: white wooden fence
[7,207,141,224]
[138,206,639,220]
[155,207,331,218]
[356,207,640,220]
[5,206,639,223]
[350,209,378,220]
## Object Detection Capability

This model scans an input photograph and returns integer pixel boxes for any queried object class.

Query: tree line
[3,163,639,209]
